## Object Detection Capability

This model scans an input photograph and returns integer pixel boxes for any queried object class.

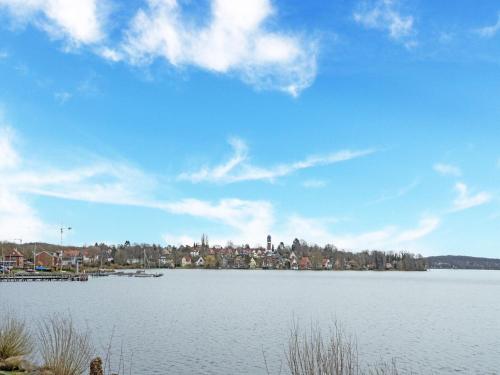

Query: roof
[299,256,311,266]
[37,251,57,258]
[8,249,24,257]
[63,250,80,257]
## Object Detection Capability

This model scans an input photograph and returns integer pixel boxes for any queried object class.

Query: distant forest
[425,255,500,270]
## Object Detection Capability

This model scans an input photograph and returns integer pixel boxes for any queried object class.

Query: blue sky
[0,0,499,256]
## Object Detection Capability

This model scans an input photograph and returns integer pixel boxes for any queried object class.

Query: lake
[1,269,500,374]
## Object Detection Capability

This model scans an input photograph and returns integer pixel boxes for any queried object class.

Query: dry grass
[286,321,360,375]
[285,322,402,375]
[38,315,93,375]
[0,314,33,360]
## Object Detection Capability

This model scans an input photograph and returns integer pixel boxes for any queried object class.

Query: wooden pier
[0,273,89,282]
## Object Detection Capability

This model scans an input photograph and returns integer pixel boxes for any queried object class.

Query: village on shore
[1,234,427,273]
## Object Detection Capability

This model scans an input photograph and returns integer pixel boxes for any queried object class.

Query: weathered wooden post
[89,357,103,375]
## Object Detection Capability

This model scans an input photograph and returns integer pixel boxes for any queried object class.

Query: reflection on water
[2,269,500,374]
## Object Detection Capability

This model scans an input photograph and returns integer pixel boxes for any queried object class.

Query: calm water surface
[2,270,500,374]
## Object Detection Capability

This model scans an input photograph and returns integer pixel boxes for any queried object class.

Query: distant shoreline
[3,242,500,272]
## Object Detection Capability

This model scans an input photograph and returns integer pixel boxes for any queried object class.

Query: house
[262,256,275,269]
[35,251,59,269]
[249,257,257,269]
[126,258,141,265]
[322,258,332,270]
[181,256,192,267]
[233,256,246,269]
[299,256,312,270]
[5,249,24,268]
[159,256,168,266]
[61,250,82,268]
[291,258,299,270]
[195,257,205,267]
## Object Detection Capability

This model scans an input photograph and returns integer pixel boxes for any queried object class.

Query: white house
[181,256,192,267]
[195,257,205,267]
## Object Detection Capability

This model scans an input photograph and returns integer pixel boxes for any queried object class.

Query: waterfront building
[195,257,205,267]
[35,251,59,269]
[5,249,24,268]
[181,256,192,267]
[249,257,257,269]
[299,256,312,270]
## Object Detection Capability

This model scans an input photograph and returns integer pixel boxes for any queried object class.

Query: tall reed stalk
[38,315,93,375]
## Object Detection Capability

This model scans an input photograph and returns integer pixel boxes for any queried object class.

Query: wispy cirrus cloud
[353,0,416,48]
[433,163,462,177]
[474,13,500,38]
[178,138,375,184]
[369,178,420,204]
[0,123,275,245]
[54,91,72,104]
[0,0,109,46]
[302,179,328,189]
[106,0,317,96]
[451,182,492,212]
[0,124,444,250]
[280,214,440,251]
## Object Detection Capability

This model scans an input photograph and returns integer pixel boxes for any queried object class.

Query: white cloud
[433,163,462,177]
[162,233,197,247]
[0,122,442,249]
[353,0,416,47]
[179,138,374,184]
[452,182,492,212]
[302,179,327,189]
[370,178,419,204]
[0,125,46,241]
[396,217,440,242]
[54,91,72,104]
[0,126,19,169]
[280,215,440,251]
[0,0,316,95]
[0,0,109,46]
[111,0,317,95]
[0,185,47,242]
[160,198,274,246]
[0,125,275,246]
[474,13,500,38]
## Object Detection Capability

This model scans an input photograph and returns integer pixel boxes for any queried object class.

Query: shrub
[0,314,33,360]
[38,315,93,375]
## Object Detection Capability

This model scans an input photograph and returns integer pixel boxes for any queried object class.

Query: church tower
[267,235,272,251]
